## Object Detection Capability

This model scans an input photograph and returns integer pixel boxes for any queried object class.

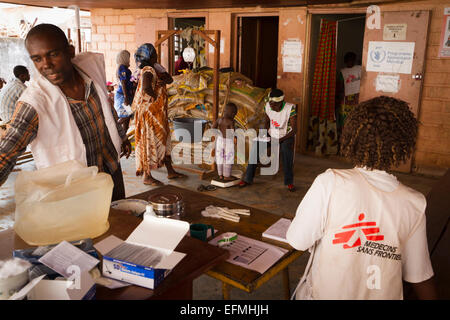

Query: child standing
[212,103,238,181]
[286,96,437,300]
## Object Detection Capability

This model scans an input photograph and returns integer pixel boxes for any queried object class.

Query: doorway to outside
[168,17,206,75]
[305,13,365,157]
[236,16,279,89]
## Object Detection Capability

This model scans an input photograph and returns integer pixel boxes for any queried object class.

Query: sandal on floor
[287,184,296,192]
[197,184,217,192]
[238,181,249,188]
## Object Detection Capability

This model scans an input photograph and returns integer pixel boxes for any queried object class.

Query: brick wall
[91,9,149,83]
[417,4,450,172]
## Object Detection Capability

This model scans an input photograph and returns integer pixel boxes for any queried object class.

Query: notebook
[262,218,292,244]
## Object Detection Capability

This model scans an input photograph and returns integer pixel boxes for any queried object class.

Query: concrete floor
[0,152,440,299]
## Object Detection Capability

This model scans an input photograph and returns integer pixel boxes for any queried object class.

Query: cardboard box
[94,214,189,290]
[9,270,96,300]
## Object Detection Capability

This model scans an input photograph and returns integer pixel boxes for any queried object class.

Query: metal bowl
[148,193,184,217]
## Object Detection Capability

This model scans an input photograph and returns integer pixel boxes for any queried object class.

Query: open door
[237,16,279,89]
[359,10,430,173]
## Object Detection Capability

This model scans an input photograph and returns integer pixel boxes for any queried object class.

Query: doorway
[169,17,206,75]
[305,14,365,156]
[236,16,279,89]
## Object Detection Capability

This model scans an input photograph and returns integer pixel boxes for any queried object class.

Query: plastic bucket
[172,118,208,143]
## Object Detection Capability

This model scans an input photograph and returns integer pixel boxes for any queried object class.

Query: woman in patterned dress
[131,43,185,185]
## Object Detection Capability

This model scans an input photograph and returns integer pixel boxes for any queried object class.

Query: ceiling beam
[0,0,355,11]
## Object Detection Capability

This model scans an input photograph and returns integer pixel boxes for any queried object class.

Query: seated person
[239,88,297,192]
[286,96,437,300]
[212,103,238,181]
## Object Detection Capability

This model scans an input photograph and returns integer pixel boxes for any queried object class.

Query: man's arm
[142,71,157,100]
[0,102,38,186]
[121,79,131,106]
[154,63,173,85]
[407,277,438,300]
[280,115,297,142]
[109,99,132,159]
[263,113,270,132]
[401,211,438,299]
[158,71,173,85]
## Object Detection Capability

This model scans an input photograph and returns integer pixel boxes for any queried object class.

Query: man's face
[20,71,30,83]
[269,101,283,111]
[26,34,74,86]
[345,59,355,68]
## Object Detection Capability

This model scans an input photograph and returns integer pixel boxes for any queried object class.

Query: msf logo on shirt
[345,74,361,84]
[332,213,384,249]
[271,119,280,128]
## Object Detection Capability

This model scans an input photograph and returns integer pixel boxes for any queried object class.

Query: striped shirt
[0,69,126,186]
[0,78,27,123]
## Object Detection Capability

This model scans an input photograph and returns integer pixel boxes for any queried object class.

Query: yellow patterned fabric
[132,66,171,175]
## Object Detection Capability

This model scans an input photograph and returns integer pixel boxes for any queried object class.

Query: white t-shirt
[264,102,294,139]
[341,65,361,96]
[286,167,434,300]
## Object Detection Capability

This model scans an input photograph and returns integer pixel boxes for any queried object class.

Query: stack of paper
[262,218,292,244]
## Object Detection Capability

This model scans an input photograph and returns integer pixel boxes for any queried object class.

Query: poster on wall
[375,74,400,93]
[366,41,415,74]
[383,24,407,40]
[438,7,450,58]
[281,39,303,73]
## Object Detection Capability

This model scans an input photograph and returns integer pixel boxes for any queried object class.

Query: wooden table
[0,207,229,300]
[132,185,305,299]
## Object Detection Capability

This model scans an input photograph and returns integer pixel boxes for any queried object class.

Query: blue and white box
[94,214,189,290]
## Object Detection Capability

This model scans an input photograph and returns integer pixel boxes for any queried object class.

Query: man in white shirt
[287,96,437,300]
[239,88,297,192]
[0,66,30,122]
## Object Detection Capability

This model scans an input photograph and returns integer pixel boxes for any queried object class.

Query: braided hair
[340,96,418,171]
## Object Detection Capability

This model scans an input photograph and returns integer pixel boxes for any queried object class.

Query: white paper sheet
[383,24,407,40]
[283,56,302,73]
[282,40,303,56]
[209,234,288,274]
[126,214,189,256]
[281,40,303,73]
[38,241,99,278]
[375,74,400,93]
[366,41,415,74]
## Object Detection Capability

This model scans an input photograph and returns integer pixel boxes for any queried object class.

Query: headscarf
[134,43,156,68]
[268,88,285,103]
[116,50,130,67]
[116,50,130,81]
